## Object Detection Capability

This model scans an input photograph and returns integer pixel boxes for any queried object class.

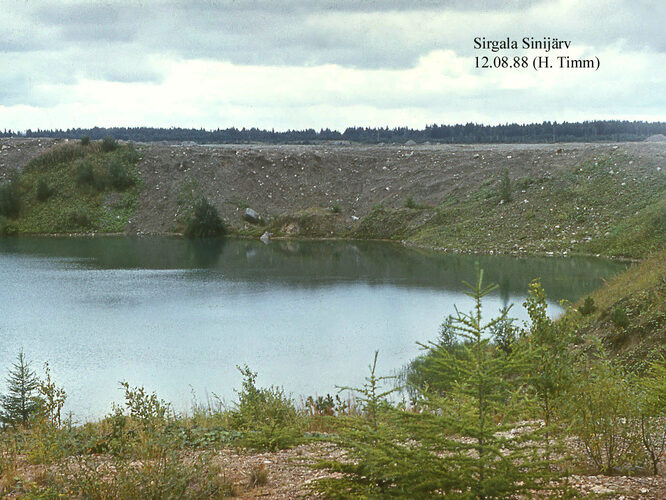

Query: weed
[248,463,268,488]
[28,143,89,169]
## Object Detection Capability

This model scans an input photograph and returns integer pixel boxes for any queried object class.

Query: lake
[0,237,626,418]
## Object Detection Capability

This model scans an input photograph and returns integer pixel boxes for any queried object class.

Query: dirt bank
[129,141,664,234]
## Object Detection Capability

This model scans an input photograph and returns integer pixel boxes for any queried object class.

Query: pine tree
[1,351,42,427]
[316,270,562,498]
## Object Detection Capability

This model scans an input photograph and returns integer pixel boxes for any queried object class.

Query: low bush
[67,208,93,229]
[499,167,513,203]
[101,136,118,152]
[229,366,304,450]
[108,158,134,190]
[612,306,630,328]
[80,135,90,146]
[36,179,54,202]
[184,197,227,239]
[75,159,107,191]
[0,216,19,236]
[403,195,417,209]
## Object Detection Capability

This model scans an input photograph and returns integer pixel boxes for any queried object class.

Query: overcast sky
[1,0,664,131]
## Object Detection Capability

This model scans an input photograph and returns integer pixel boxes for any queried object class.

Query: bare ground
[11,442,666,499]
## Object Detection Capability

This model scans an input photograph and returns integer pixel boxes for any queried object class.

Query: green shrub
[329,204,341,214]
[0,177,20,217]
[0,215,19,236]
[67,208,93,229]
[101,135,118,152]
[76,159,106,191]
[404,195,417,209]
[80,135,90,146]
[36,179,54,202]
[108,158,134,190]
[579,296,597,315]
[229,366,303,450]
[612,306,630,328]
[563,357,641,473]
[184,197,227,239]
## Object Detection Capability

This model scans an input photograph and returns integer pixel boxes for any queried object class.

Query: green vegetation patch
[0,140,142,234]
[407,152,666,258]
[351,205,424,240]
[575,249,666,370]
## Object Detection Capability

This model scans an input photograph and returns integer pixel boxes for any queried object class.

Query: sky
[1,0,664,131]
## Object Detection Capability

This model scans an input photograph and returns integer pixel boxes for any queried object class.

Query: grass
[2,141,141,234]
[369,151,666,258]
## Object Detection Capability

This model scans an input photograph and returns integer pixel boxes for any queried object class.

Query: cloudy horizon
[1,0,664,132]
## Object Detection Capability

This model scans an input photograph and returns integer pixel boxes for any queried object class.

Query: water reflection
[0,237,626,301]
[0,237,627,417]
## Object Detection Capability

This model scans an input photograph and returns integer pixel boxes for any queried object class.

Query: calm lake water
[0,237,626,418]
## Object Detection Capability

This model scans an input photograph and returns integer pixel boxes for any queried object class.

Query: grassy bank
[245,147,665,260]
[0,139,141,236]
[283,151,665,259]
[574,249,666,370]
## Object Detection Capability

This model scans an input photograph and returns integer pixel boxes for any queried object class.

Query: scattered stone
[243,208,262,224]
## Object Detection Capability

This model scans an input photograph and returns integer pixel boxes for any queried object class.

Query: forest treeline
[2,120,665,144]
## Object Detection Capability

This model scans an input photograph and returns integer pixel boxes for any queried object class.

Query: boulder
[243,208,261,224]
[260,231,272,244]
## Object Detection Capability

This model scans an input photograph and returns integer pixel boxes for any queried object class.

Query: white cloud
[0,0,664,129]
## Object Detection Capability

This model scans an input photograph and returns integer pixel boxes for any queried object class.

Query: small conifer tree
[1,351,42,427]
[499,167,512,203]
[317,270,561,497]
